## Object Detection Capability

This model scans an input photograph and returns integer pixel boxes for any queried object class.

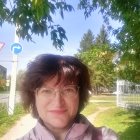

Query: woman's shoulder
[78,114,119,140]
[16,121,55,140]
[16,127,37,140]
[96,126,119,140]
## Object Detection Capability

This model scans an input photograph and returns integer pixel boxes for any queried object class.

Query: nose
[53,91,65,107]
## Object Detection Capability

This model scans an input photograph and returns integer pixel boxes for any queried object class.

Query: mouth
[48,109,67,115]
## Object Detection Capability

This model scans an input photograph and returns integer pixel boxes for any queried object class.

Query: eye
[64,87,75,94]
[41,89,53,94]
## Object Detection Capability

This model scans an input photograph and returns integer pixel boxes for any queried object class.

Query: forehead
[42,75,77,87]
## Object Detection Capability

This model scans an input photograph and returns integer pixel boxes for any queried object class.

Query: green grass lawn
[94,107,140,140]
[81,102,98,115]
[90,94,116,100]
[82,95,140,140]
[0,103,26,137]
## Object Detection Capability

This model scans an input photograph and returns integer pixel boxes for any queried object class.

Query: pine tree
[79,29,94,52]
[95,25,109,45]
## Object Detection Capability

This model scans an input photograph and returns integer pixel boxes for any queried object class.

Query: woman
[18,54,119,140]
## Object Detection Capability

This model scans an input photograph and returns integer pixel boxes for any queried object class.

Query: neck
[53,130,67,140]
[47,125,71,140]
[40,120,73,140]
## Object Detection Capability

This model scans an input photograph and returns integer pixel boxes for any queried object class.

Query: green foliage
[77,44,116,94]
[78,0,140,38]
[0,103,26,136]
[0,0,139,82]
[95,25,109,44]
[79,26,109,53]
[79,29,94,52]
[0,75,6,91]
[78,0,140,83]
[0,0,73,49]
[0,0,10,26]
[117,49,140,83]
[77,27,116,94]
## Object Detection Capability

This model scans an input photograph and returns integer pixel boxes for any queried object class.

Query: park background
[0,0,140,140]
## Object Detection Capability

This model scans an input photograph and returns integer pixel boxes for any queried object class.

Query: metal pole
[8,26,19,115]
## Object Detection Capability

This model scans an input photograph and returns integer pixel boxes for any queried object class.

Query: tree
[78,0,140,83]
[0,0,74,49]
[79,26,109,52]
[79,29,94,52]
[0,0,140,82]
[78,0,140,44]
[115,50,140,83]
[77,44,116,94]
[0,75,6,91]
[77,27,116,94]
[95,25,109,45]
[1,1,139,48]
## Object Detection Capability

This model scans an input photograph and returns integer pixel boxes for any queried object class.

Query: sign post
[8,28,22,115]
[8,54,18,115]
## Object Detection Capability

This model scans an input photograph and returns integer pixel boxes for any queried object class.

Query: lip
[48,109,67,114]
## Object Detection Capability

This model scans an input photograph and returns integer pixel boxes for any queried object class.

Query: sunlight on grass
[81,102,97,116]
[0,103,26,137]
[81,95,116,116]
[81,95,140,140]
[93,107,140,140]
[90,94,116,100]
[92,102,116,107]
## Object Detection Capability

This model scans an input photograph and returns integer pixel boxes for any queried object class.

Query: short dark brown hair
[20,54,91,118]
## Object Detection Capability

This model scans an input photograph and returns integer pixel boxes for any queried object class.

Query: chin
[44,118,72,129]
[52,118,69,126]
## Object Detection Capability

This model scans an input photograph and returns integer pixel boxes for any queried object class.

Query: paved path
[0,107,112,140]
[0,114,37,140]
[87,107,111,122]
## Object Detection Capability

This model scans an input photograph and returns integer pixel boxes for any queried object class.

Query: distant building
[0,65,7,80]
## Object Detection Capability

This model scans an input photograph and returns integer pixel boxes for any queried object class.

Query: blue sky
[0,1,121,76]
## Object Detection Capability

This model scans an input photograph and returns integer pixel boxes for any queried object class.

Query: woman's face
[35,75,79,131]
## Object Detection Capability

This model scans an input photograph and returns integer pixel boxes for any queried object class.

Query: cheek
[68,97,79,113]
[35,95,49,112]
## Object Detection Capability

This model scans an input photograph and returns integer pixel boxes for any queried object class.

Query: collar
[35,114,92,139]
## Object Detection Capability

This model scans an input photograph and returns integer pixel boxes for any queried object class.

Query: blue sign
[11,43,22,55]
